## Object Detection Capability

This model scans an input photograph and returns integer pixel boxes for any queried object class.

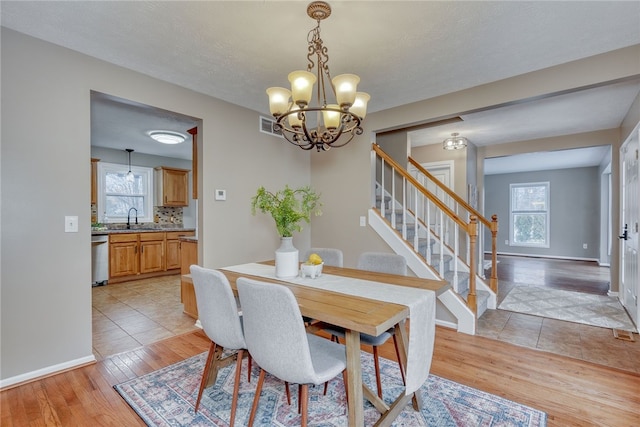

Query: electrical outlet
[504,240,509,245]
[583,243,588,249]
[359,216,366,227]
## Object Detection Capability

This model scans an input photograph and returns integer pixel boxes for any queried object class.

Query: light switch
[215,189,226,201]
[65,215,79,233]
[359,216,366,227]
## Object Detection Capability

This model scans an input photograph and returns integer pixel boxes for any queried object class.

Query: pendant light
[125,149,135,182]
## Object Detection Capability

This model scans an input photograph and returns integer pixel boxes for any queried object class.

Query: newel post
[467,215,478,314]
[490,214,499,293]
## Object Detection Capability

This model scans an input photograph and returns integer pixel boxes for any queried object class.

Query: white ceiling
[2,1,640,171]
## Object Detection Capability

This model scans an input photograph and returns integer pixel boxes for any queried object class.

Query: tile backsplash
[90,203,183,225]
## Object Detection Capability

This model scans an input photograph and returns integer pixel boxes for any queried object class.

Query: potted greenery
[251,185,321,277]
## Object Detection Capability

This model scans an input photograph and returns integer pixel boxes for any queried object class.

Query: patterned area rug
[115,351,546,426]
[499,286,637,332]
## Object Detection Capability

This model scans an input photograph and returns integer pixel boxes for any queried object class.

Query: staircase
[369,144,499,334]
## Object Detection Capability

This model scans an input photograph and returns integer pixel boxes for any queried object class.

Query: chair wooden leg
[247,353,252,383]
[392,334,406,385]
[248,369,266,427]
[342,370,349,404]
[195,341,217,412]
[298,384,302,414]
[323,380,328,395]
[300,384,309,427]
[285,382,291,405]
[373,345,383,399]
[229,349,244,427]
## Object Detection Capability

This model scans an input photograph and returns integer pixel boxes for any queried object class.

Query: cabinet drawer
[110,233,138,243]
[166,230,195,240]
[140,232,165,242]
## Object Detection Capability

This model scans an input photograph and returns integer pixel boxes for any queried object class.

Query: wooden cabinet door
[165,239,181,270]
[91,158,99,205]
[140,240,164,274]
[157,167,189,207]
[109,242,138,277]
[180,240,198,275]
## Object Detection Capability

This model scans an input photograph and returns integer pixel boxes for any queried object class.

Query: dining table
[217,260,447,427]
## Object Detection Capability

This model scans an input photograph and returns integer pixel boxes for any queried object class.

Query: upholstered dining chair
[190,265,249,425]
[237,277,347,427]
[323,252,407,398]
[302,247,344,267]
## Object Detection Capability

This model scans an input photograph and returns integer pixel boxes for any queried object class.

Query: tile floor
[477,279,640,374]
[92,275,198,360]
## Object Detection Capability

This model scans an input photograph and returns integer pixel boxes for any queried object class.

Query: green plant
[251,185,322,237]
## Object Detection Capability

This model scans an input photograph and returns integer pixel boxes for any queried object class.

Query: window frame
[509,181,550,248]
[97,161,154,223]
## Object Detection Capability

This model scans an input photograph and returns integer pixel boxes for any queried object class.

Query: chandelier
[266,1,370,152]
[442,133,468,150]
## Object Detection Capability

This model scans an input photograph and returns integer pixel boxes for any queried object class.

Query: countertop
[91,227,196,236]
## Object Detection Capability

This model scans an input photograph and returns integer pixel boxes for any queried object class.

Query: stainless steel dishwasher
[91,234,109,286]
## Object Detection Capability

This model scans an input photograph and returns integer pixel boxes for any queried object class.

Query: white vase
[275,236,299,278]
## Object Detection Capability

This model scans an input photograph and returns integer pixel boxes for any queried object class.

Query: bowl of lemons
[300,253,324,279]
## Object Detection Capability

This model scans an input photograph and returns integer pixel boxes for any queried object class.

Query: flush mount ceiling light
[125,148,135,182]
[442,132,468,150]
[266,1,370,152]
[148,130,186,144]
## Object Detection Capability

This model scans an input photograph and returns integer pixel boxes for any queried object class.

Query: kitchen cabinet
[180,237,198,318]
[139,232,165,274]
[108,231,196,283]
[166,230,195,270]
[109,234,139,278]
[91,158,99,205]
[155,166,189,207]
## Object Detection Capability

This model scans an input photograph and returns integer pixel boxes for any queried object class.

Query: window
[509,182,550,248]
[98,162,154,223]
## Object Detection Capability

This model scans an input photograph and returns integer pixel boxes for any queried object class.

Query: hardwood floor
[2,327,638,426]
[3,255,638,426]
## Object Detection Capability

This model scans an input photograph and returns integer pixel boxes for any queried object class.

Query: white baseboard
[496,251,601,263]
[607,291,619,298]
[0,354,96,390]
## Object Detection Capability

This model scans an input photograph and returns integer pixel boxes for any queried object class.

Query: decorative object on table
[266,1,370,152]
[251,185,321,278]
[300,253,324,278]
[114,351,548,427]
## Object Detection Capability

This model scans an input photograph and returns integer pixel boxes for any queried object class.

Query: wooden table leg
[345,329,364,427]
[394,321,422,411]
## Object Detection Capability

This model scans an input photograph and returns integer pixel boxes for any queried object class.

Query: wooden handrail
[372,143,498,314]
[408,154,498,293]
[372,144,469,231]
[408,157,491,228]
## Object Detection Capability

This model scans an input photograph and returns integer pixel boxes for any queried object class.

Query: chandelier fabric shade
[266,1,370,151]
[442,133,468,150]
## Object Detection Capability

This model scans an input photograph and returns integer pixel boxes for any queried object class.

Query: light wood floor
[2,326,638,426]
[3,255,639,426]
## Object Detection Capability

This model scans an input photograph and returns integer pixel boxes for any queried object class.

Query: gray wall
[1,28,310,385]
[485,167,600,259]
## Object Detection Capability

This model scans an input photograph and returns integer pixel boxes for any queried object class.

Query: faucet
[127,207,138,229]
